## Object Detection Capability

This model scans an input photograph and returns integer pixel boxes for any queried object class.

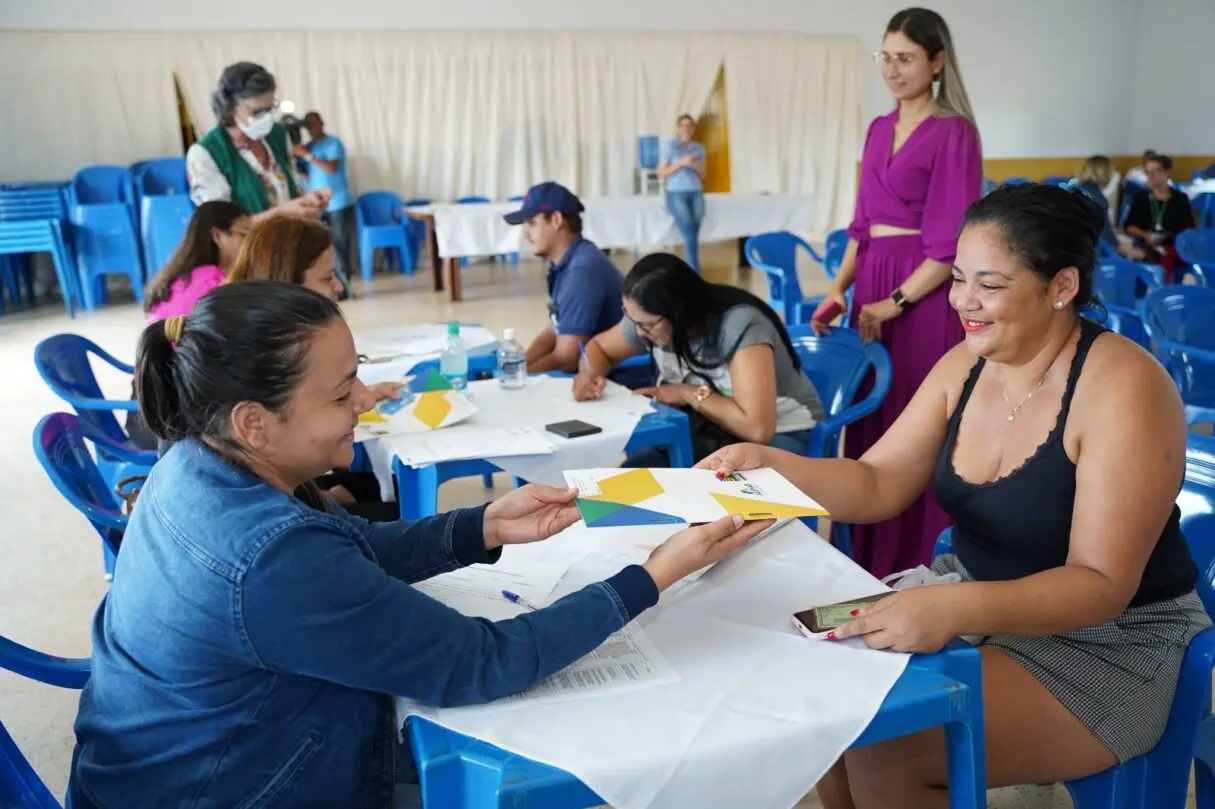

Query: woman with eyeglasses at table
[186,61,331,222]
[69,281,771,809]
[573,252,826,466]
[812,7,983,581]
[699,183,1208,808]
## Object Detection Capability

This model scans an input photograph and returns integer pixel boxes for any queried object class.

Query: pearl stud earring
[1054,301,1065,309]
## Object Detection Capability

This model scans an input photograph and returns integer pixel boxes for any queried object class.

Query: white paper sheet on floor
[432,193,815,258]
[397,521,910,809]
[363,376,653,498]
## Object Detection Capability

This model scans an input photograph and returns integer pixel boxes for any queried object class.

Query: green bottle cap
[447,322,460,336]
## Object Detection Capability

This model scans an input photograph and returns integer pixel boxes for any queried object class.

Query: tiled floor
[0,242,1179,807]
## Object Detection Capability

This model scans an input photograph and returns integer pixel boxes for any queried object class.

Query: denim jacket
[71,440,658,808]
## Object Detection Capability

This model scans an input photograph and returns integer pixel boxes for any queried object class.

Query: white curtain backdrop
[0,30,860,229]
[725,36,862,237]
[0,33,180,183]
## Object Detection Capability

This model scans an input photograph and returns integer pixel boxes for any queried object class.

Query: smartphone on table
[791,592,893,639]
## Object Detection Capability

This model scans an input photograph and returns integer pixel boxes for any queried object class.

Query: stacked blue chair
[456,196,492,268]
[69,166,143,308]
[787,325,893,554]
[933,434,1215,808]
[638,136,660,171]
[0,632,90,809]
[1143,285,1215,429]
[0,183,79,316]
[402,197,431,271]
[1091,258,1161,347]
[34,334,157,488]
[34,412,131,579]
[1176,229,1215,286]
[141,195,195,279]
[134,157,187,197]
[355,191,412,282]
[745,231,849,326]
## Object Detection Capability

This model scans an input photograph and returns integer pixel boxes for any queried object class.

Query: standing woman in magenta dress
[817,7,982,578]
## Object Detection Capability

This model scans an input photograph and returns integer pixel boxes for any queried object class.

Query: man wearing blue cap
[505,182,651,387]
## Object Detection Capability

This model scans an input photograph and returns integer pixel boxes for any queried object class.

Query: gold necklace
[1000,327,1075,422]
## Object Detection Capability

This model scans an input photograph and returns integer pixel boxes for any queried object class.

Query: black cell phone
[545,420,602,439]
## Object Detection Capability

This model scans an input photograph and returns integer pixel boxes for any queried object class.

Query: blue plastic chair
[933,434,1215,808]
[140,195,195,279]
[0,185,80,315]
[355,191,412,281]
[1142,286,1215,428]
[70,165,133,207]
[1003,177,1031,186]
[456,197,493,268]
[786,325,893,553]
[70,199,143,308]
[33,412,130,579]
[1042,175,1070,186]
[982,178,998,196]
[134,157,187,197]
[1176,229,1215,286]
[1193,195,1215,230]
[34,334,158,485]
[1091,258,1161,348]
[638,136,660,170]
[745,231,848,326]
[0,632,89,809]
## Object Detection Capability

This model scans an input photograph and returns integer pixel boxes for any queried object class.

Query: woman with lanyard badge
[1123,153,1196,281]
[186,62,331,221]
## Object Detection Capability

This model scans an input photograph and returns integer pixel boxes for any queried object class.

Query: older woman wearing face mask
[186,61,330,221]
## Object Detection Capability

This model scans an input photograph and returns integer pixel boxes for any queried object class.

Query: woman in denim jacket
[70,281,768,808]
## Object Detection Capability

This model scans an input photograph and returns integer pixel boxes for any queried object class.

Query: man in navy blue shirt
[504,182,651,387]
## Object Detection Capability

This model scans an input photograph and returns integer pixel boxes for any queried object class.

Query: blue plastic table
[405,642,985,809]
[392,405,693,520]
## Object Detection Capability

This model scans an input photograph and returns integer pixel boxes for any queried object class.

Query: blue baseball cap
[503,182,584,225]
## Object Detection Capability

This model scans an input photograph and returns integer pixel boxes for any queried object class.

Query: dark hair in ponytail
[136,281,343,446]
[961,181,1104,310]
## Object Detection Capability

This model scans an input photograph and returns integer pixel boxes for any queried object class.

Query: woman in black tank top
[698,182,1207,807]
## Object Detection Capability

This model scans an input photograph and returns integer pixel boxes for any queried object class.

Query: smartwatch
[890,288,909,309]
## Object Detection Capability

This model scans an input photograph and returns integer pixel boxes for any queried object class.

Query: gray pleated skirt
[932,553,1210,762]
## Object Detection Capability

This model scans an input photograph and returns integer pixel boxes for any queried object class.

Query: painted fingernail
[850,609,860,616]
[715,472,725,480]
[825,631,837,641]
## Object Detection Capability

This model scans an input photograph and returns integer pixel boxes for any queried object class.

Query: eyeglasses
[872,51,919,67]
[624,311,664,337]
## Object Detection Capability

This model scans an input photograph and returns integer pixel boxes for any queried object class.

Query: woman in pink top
[144,201,251,322]
[813,8,982,579]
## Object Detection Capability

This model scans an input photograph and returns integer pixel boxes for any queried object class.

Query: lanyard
[1150,193,1169,231]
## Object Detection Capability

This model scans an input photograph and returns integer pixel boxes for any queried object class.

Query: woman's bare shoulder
[1074,328,1185,429]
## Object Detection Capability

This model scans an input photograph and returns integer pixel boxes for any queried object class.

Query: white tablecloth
[397,520,909,809]
[362,375,653,496]
[432,193,815,258]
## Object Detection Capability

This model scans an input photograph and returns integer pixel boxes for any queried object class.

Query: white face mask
[238,111,275,140]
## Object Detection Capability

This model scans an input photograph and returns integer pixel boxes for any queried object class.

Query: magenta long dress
[843,110,982,579]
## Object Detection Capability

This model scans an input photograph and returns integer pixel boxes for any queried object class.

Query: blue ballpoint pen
[501,590,541,611]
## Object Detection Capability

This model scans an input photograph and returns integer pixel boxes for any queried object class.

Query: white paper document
[493,622,679,707]
[394,427,555,466]
[413,559,569,620]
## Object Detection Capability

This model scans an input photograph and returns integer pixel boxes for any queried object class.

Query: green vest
[197,123,299,214]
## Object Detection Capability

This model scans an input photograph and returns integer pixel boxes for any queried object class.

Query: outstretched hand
[483,485,581,549]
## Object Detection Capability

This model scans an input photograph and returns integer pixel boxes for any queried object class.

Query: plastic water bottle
[497,328,528,390]
[439,322,468,390]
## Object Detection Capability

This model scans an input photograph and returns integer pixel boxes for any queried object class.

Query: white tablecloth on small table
[397,520,909,809]
[361,376,654,497]
[432,193,815,259]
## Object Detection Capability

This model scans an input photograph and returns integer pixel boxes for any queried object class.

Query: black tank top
[932,319,1197,607]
